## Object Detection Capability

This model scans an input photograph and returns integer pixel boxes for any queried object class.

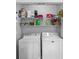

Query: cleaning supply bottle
[36,19,41,26]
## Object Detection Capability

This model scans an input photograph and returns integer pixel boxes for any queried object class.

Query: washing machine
[42,32,63,59]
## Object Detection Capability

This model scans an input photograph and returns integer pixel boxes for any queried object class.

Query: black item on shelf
[16,12,17,14]
[34,10,38,18]
[18,10,21,17]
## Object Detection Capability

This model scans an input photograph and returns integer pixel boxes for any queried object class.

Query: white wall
[16,21,22,40]
[16,4,22,12]
[16,4,63,17]
[16,0,62,3]
[22,4,57,17]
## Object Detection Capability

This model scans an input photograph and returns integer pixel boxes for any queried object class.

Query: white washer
[42,32,63,59]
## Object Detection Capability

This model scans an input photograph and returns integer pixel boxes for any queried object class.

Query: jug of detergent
[35,19,41,26]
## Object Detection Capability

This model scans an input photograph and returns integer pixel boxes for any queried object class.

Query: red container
[47,14,54,18]
[38,15,43,20]
[34,15,43,20]
[51,18,59,25]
